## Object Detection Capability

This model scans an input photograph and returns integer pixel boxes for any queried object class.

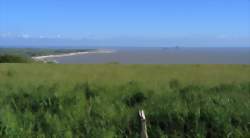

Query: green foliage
[0,64,249,137]
[0,55,32,63]
[124,92,147,107]
[169,79,181,89]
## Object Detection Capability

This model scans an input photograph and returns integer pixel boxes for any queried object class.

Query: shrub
[169,79,181,89]
[125,92,147,107]
[0,55,32,63]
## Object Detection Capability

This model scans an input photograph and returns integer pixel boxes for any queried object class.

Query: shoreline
[32,49,115,60]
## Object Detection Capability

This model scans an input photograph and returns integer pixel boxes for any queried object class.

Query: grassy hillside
[0,64,250,137]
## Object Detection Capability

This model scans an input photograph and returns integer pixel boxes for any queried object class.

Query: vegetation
[0,64,249,137]
[0,48,94,63]
[0,55,33,63]
[0,48,95,57]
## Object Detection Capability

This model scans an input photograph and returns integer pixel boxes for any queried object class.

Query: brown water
[45,47,250,64]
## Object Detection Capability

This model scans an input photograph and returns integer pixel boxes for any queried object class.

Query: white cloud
[0,32,66,39]
[56,34,62,38]
[39,35,45,39]
[216,35,228,39]
[20,34,30,39]
[0,32,12,38]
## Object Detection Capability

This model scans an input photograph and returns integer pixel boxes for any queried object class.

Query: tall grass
[0,64,249,137]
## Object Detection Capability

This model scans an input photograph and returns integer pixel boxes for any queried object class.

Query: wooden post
[139,110,148,138]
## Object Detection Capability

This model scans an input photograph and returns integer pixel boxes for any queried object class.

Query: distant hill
[0,48,96,63]
[0,48,95,57]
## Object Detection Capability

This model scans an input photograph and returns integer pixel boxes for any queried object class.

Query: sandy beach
[32,49,115,60]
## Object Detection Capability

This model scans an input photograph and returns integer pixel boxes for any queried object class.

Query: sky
[0,0,249,47]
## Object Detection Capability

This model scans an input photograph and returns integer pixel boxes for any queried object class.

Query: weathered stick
[139,110,148,138]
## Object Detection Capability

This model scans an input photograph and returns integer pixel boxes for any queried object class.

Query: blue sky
[0,0,249,47]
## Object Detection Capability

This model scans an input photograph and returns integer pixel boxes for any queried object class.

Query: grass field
[0,64,250,137]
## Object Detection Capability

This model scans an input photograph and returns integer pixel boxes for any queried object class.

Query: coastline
[32,49,115,60]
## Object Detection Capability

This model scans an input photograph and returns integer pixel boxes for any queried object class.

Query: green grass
[0,64,250,137]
